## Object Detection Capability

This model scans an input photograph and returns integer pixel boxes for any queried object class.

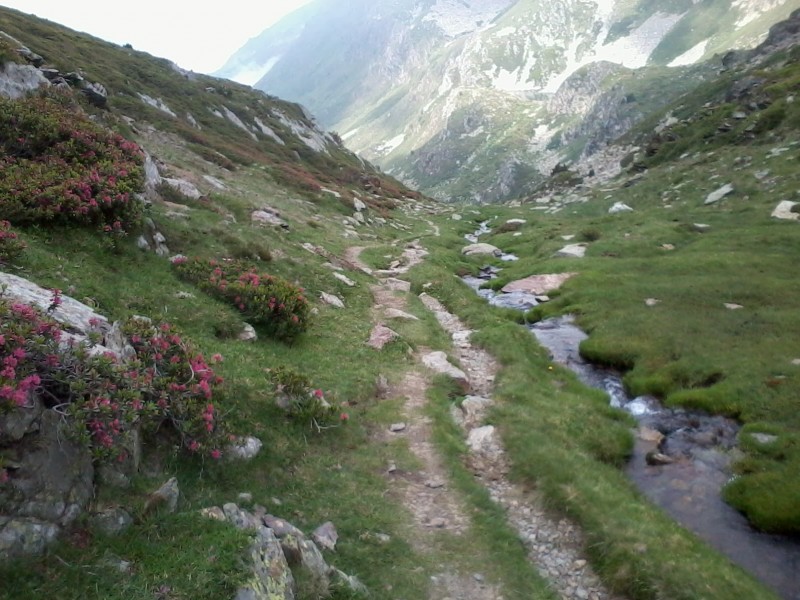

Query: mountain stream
[462,223,800,600]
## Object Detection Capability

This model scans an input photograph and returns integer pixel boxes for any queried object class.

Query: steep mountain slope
[219,0,800,202]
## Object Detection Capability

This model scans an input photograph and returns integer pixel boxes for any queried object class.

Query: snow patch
[669,40,709,67]
[375,133,406,156]
[544,12,685,93]
[423,0,515,37]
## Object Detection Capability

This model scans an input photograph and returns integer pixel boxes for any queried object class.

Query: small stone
[792,359,800,366]
[144,477,180,515]
[661,244,675,251]
[692,223,711,233]
[333,272,356,287]
[751,433,778,445]
[473,573,485,582]
[384,308,419,321]
[609,201,634,214]
[573,559,587,569]
[237,493,253,504]
[428,517,446,528]
[383,278,411,292]
[387,462,398,473]
[174,291,194,299]
[367,324,399,350]
[425,479,445,489]
[724,303,744,310]
[645,452,674,466]
[645,298,661,307]
[389,423,407,433]
[771,201,799,221]
[375,533,391,544]
[200,506,226,521]
[89,508,133,536]
[227,436,263,460]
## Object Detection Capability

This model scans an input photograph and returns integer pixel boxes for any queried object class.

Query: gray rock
[332,568,369,595]
[461,243,500,256]
[81,81,108,108]
[383,278,411,292]
[0,518,59,559]
[146,478,179,514]
[0,397,43,444]
[384,308,418,321]
[502,273,576,295]
[554,243,587,258]
[367,324,399,350]
[0,62,50,99]
[237,526,296,600]
[0,271,111,339]
[228,436,263,461]
[353,197,367,212]
[311,521,338,552]
[421,352,469,392]
[320,292,345,309]
[692,223,711,233]
[389,423,407,433]
[454,396,494,429]
[251,208,288,229]
[704,183,734,205]
[239,323,258,342]
[89,508,133,536]
[333,272,356,287]
[771,200,799,221]
[263,515,305,539]
[163,177,202,200]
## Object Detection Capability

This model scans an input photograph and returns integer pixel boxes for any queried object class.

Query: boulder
[81,81,108,108]
[461,243,500,256]
[0,62,50,99]
[311,521,338,552]
[251,208,289,229]
[771,200,799,221]
[163,177,202,200]
[704,183,734,205]
[501,273,576,295]
[238,526,296,600]
[0,410,94,559]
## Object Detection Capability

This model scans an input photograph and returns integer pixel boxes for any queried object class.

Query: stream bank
[462,223,800,600]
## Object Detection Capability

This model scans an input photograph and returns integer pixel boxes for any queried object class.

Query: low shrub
[0,297,228,485]
[0,90,145,231]
[172,257,310,342]
[266,365,348,432]
[0,220,26,263]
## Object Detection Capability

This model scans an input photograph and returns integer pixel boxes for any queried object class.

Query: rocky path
[352,243,623,600]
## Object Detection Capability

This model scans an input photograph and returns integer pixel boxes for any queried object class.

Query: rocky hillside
[219,0,800,202]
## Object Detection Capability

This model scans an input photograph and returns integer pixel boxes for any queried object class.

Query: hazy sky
[1,0,313,73]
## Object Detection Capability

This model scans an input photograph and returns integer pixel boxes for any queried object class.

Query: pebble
[389,423,407,432]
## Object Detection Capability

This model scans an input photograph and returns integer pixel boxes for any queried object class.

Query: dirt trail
[354,243,623,600]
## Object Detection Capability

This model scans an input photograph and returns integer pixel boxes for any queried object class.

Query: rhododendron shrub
[0,299,227,484]
[267,366,348,432]
[0,90,145,231]
[173,257,310,342]
[0,220,26,263]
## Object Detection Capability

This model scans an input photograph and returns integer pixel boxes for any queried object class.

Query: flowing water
[462,223,800,599]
